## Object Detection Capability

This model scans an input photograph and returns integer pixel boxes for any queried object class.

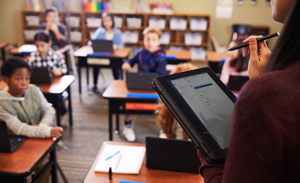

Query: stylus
[228,32,280,51]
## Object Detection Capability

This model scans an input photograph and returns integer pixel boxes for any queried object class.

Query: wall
[0,0,283,49]
[0,0,27,45]
[148,0,283,49]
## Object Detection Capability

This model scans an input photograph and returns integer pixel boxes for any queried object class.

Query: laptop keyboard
[10,137,23,149]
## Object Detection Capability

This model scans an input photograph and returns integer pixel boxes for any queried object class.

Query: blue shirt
[125,48,167,77]
[88,27,124,48]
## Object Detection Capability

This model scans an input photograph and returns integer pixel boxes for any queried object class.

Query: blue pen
[105,151,121,161]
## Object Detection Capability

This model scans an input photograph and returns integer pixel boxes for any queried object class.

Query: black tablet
[152,67,236,164]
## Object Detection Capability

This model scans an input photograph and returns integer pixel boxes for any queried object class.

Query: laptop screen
[168,72,234,149]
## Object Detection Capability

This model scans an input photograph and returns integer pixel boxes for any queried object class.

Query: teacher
[198,0,300,182]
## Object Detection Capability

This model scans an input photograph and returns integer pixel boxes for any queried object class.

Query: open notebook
[94,144,146,174]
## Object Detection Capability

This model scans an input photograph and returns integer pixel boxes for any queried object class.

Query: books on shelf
[150,3,173,14]
[126,17,142,28]
[135,0,150,13]
[82,2,109,12]
[94,144,145,174]
[127,45,143,57]
[26,0,84,12]
[25,16,40,26]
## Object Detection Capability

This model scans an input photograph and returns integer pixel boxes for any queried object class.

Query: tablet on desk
[151,67,236,164]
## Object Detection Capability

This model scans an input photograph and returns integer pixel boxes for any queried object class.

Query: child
[0,57,63,183]
[27,31,68,115]
[220,39,250,85]
[39,7,67,47]
[121,27,167,142]
[88,13,124,94]
[156,63,198,140]
[0,57,63,138]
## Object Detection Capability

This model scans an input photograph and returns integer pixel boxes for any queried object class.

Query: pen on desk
[105,150,121,161]
[109,167,112,180]
[228,32,280,51]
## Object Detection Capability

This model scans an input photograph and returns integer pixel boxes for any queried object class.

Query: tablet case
[151,67,235,164]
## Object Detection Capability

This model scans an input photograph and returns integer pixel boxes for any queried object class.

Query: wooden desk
[83,141,203,183]
[0,43,6,62]
[165,50,191,64]
[103,80,158,140]
[0,138,59,183]
[10,45,70,74]
[206,51,230,62]
[39,75,75,126]
[0,76,75,127]
[74,46,131,94]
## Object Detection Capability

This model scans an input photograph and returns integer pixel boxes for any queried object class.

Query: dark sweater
[39,22,67,47]
[125,48,167,77]
[198,60,300,183]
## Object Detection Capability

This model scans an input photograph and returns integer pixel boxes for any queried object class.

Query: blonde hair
[156,63,198,139]
[143,27,162,38]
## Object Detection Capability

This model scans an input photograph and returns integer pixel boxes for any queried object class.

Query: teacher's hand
[243,36,271,79]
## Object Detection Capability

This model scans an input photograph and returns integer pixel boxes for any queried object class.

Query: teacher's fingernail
[250,38,255,44]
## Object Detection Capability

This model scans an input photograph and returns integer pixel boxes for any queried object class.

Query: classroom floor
[55,62,207,183]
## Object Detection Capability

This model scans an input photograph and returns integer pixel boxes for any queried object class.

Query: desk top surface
[207,51,230,62]
[0,75,75,94]
[74,46,131,58]
[10,45,69,54]
[0,138,57,174]
[83,141,203,183]
[103,80,157,99]
[165,50,191,60]
[0,43,6,48]
[38,75,75,94]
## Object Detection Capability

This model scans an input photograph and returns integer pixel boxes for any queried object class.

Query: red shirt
[199,60,300,183]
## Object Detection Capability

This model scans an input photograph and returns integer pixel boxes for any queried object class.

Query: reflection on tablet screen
[169,72,234,149]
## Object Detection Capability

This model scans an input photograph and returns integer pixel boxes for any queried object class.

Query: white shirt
[105,32,114,40]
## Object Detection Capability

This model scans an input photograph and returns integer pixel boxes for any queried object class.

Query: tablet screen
[168,72,234,149]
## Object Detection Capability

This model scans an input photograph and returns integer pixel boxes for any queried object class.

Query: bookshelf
[21,11,211,61]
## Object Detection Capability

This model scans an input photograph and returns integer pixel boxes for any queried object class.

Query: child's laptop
[91,40,114,52]
[0,121,26,153]
[30,67,54,84]
[126,72,158,91]
[227,75,249,91]
[145,137,200,173]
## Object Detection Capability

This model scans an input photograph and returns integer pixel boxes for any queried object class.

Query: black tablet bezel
[155,67,236,158]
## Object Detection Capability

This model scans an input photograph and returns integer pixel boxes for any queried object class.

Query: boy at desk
[39,7,67,47]
[122,27,167,142]
[0,57,63,138]
[0,57,63,182]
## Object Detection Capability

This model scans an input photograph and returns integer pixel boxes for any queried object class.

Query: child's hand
[50,23,59,32]
[53,69,62,76]
[122,63,131,71]
[113,44,120,50]
[51,127,64,138]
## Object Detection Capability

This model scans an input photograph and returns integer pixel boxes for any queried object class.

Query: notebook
[94,144,145,174]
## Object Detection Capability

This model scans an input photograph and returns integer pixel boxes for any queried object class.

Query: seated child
[27,31,68,76]
[39,7,67,47]
[156,63,198,140]
[27,31,68,115]
[0,57,63,183]
[220,39,250,85]
[122,27,167,142]
[0,57,63,138]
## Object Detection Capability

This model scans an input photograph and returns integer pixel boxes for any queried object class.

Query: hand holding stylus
[243,36,271,79]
